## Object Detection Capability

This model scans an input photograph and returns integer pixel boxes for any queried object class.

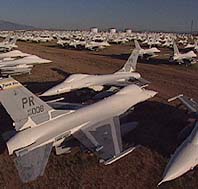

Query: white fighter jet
[0,37,18,52]
[0,55,52,76]
[0,50,30,60]
[0,77,157,183]
[159,95,198,185]
[85,41,110,51]
[170,42,197,65]
[134,40,160,59]
[41,49,143,96]
[184,43,196,49]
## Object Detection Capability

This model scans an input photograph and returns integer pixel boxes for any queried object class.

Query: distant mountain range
[0,20,35,31]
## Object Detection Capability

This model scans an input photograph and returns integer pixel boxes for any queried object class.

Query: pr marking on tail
[22,96,35,109]
[22,96,45,116]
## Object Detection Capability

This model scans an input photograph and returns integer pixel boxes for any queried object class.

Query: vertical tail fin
[10,37,17,45]
[56,35,61,41]
[134,40,141,50]
[173,42,180,55]
[0,77,53,131]
[116,49,139,73]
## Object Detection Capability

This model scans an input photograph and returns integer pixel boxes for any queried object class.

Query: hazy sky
[0,0,197,32]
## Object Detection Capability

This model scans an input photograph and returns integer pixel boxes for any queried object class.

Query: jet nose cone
[132,72,141,79]
[135,73,141,79]
[42,59,52,63]
[159,140,198,185]
[156,49,160,53]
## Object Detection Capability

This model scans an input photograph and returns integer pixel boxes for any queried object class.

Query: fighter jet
[0,50,30,60]
[170,42,197,65]
[0,77,157,183]
[134,40,160,59]
[0,55,52,76]
[159,95,198,185]
[184,42,196,49]
[85,41,110,51]
[0,64,33,76]
[41,49,144,96]
[0,37,18,52]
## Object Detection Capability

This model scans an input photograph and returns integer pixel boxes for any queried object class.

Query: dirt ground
[0,40,198,189]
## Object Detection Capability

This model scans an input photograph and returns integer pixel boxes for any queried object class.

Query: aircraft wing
[168,94,198,113]
[14,142,53,183]
[73,117,136,164]
[105,77,150,88]
[93,78,150,100]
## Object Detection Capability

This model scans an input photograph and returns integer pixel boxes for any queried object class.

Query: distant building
[109,28,116,34]
[91,27,98,33]
[125,29,132,34]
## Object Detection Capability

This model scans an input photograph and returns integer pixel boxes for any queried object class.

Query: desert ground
[0,40,198,189]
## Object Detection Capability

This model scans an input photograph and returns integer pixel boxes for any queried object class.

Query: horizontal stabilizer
[14,142,53,183]
[107,77,150,88]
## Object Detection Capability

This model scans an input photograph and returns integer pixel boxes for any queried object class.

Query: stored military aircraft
[0,36,18,52]
[170,42,197,65]
[0,50,30,60]
[41,49,144,96]
[159,94,198,185]
[0,55,52,76]
[0,77,157,183]
[134,40,160,59]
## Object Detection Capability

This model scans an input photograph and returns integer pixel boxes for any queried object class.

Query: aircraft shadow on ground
[51,67,71,78]
[94,53,179,66]
[46,44,89,51]
[46,44,66,49]
[0,106,14,154]
[122,101,190,157]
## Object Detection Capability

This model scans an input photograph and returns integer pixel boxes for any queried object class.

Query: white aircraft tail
[173,42,180,55]
[134,40,141,50]
[10,37,17,45]
[116,49,139,73]
[0,77,56,131]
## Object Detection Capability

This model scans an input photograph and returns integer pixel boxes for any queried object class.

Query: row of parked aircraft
[0,30,198,51]
[135,40,197,65]
[0,34,197,77]
[0,37,52,76]
[0,48,197,185]
[0,35,18,52]
[0,30,198,185]
[0,49,157,182]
